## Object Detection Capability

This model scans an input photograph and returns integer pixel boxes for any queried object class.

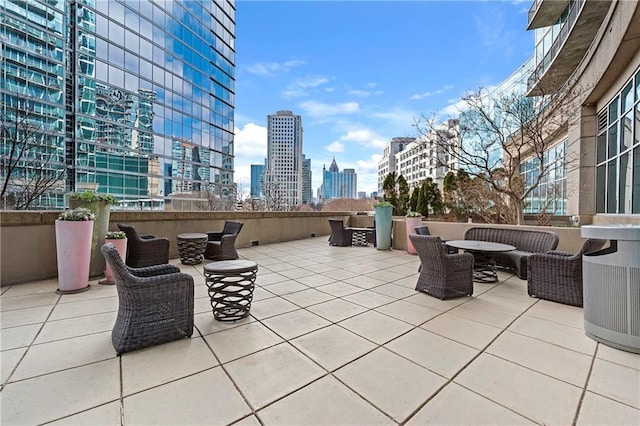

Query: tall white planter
[100,238,127,285]
[55,220,93,294]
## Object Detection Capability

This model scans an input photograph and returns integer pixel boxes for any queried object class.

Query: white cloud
[246,59,307,77]
[298,100,360,117]
[339,128,387,149]
[326,141,344,153]
[410,85,454,100]
[282,75,331,98]
[234,123,267,157]
[346,89,383,97]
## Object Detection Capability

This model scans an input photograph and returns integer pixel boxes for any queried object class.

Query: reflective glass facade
[320,158,357,200]
[521,140,567,215]
[1,0,235,210]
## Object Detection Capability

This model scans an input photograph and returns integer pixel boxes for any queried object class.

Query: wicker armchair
[328,219,353,247]
[527,238,607,307]
[410,234,474,300]
[204,221,243,260]
[117,224,170,268]
[101,243,194,355]
[415,226,455,254]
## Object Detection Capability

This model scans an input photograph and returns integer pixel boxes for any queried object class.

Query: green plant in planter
[58,207,95,221]
[373,200,394,208]
[68,191,119,205]
[105,231,126,239]
[406,210,421,217]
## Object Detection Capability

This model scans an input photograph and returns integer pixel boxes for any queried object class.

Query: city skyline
[233,1,535,196]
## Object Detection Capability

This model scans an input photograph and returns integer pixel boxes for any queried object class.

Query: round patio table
[445,240,516,283]
[203,260,258,322]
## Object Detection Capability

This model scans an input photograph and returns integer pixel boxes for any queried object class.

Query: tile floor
[1,238,639,425]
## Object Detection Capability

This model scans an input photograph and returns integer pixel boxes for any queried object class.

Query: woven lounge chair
[410,234,474,299]
[328,219,353,247]
[101,243,194,355]
[204,221,243,260]
[527,238,607,307]
[117,223,170,268]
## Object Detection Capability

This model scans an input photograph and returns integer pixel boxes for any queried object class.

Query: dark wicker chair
[117,223,170,268]
[204,221,243,260]
[527,238,607,307]
[415,226,456,254]
[328,219,353,246]
[101,243,194,355]
[410,234,474,300]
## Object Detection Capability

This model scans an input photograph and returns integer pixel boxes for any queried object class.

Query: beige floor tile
[386,328,478,378]
[57,283,118,303]
[203,322,284,363]
[577,391,640,425]
[375,300,440,325]
[524,299,584,329]
[385,263,420,277]
[0,305,53,329]
[0,323,40,351]
[232,415,262,426]
[485,280,532,302]
[335,347,446,422]
[596,344,640,370]
[370,283,416,299]
[256,272,289,286]
[363,269,405,284]
[1,347,26,385]
[251,286,276,301]
[249,296,299,320]
[262,309,331,340]
[455,353,582,425]
[302,263,336,273]
[487,331,592,387]
[508,315,597,355]
[278,267,316,279]
[1,280,58,297]
[262,280,309,295]
[392,275,420,289]
[121,337,218,396]
[226,343,325,409]
[294,273,336,287]
[316,281,363,297]
[342,290,396,309]
[48,401,122,425]
[339,310,413,344]
[0,359,120,425]
[194,296,215,314]
[407,382,535,425]
[474,292,535,314]
[49,296,119,320]
[281,288,335,307]
[194,312,254,337]
[445,298,519,328]
[0,292,59,311]
[34,311,117,344]
[588,358,640,408]
[12,331,116,381]
[291,324,376,371]
[343,274,388,289]
[124,367,250,425]
[403,292,470,311]
[421,312,502,349]
[258,375,393,425]
[307,298,368,322]
[321,268,359,281]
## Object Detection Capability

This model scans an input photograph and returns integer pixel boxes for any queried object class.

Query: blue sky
[232,0,534,197]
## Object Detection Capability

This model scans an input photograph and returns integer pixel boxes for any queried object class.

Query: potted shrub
[374,200,394,250]
[405,211,422,255]
[55,207,95,294]
[100,231,127,285]
[68,191,119,278]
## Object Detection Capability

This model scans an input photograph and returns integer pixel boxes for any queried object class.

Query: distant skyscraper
[1,0,236,209]
[265,110,303,209]
[250,164,265,199]
[302,155,312,204]
[377,137,415,194]
[320,158,357,200]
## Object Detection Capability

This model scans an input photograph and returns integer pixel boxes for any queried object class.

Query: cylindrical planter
[405,216,422,255]
[101,238,127,285]
[55,220,93,294]
[374,205,393,250]
[69,199,111,278]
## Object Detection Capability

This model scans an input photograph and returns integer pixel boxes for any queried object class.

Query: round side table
[203,260,258,322]
[177,233,208,265]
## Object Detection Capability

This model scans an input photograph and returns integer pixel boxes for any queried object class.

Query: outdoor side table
[203,260,258,322]
[177,233,208,265]
[445,240,516,283]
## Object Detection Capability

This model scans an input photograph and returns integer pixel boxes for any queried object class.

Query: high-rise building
[319,157,357,200]
[250,163,264,199]
[265,110,303,209]
[302,155,312,204]
[1,0,236,210]
[377,137,415,194]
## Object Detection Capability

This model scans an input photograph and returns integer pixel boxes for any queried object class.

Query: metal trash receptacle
[581,225,640,354]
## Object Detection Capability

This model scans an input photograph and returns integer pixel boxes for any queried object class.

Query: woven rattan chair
[415,226,456,254]
[204,221,243,260]
[117,223,170,268]
[410,234,474,300]
[101,243,194,355]
[328,219,353,247]
[527,238,607,307]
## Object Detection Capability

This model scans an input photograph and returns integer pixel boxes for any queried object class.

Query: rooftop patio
[1,237,638,425]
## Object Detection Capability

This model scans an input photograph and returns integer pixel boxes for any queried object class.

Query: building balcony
[527,0,570,30]
[527,0,612,96]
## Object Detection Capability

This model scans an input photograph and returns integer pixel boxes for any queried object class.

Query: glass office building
[1,0,235,210]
